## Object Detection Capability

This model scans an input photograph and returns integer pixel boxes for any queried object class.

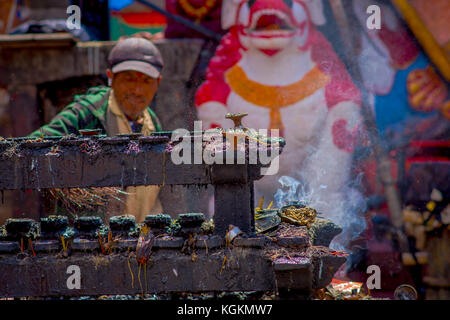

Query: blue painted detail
[374,53,439,136]
[109,0,134,11]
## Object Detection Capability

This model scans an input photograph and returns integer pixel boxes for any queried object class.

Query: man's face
[110,70,160,119]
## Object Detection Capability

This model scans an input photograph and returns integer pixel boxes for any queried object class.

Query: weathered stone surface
[115,239,138,251]
[233,236,267,248]
[3,218,40,241]
[0,241,19,253]
[277,236,309,248]
[0,140,222,189]
[178,213,205,228]
[0,230,345,297]
[308,246,347,289]
[195,235,223,249]
[40,216,69,233]
[0,247,275,297]
[273,256,312,300]
[144,214,171,228]
[214,183,255,237]
[0,140,270,239]
[33,240,60,252]
[308,217,342,247]
[71,238,99,251]
[0,38,203,86]
[154,237,184,249]
[6,85,41,137]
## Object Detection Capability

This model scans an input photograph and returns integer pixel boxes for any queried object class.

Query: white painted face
[235,0,311,53]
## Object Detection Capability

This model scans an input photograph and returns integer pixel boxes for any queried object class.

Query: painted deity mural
[353,0,449,145]
[195,0,365,242]
[165,0,225,38]
[194,0,449,249]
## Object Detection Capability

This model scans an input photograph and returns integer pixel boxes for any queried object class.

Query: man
[29,37,164,222]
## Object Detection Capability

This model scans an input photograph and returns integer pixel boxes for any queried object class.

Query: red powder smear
[332,119,359,153]
[274,256,309,264]
[330,250,348,256]
[195,27,243,106]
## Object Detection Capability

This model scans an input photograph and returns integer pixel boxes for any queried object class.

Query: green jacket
[29,86,162,137]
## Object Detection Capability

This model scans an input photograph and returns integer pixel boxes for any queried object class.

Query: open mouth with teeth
[253,14,293,31]
[246,9,301,37]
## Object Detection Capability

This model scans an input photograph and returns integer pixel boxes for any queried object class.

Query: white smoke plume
[274,173,367,251]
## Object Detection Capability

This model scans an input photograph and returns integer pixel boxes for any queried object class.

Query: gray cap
[108,38,164,79]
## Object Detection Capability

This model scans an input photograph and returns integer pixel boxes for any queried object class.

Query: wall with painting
[194,0,449,258]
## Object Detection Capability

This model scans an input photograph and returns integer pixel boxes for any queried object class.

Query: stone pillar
[7,85,40,136]
[214,183,255,236]
[6,85,42,220]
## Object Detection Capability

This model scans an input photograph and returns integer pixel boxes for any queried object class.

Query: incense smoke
[274,173,367,251]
